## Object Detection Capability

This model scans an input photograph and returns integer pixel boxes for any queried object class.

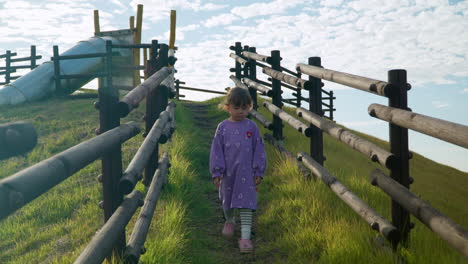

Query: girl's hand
[255,176,262,185]
[213,177,222,187]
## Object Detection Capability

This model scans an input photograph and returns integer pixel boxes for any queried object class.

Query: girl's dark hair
[219,87,252,109]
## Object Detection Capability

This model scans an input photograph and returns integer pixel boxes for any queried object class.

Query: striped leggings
[224,208,253,240]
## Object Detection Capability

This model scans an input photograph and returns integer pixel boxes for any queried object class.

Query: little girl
[209,87,267,253]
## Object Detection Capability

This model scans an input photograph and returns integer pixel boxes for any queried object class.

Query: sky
[0,0,467,172]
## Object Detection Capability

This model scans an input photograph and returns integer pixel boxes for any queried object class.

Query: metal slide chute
[0,35,133,106]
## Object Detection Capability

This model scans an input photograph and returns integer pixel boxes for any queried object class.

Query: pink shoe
[238,239,254,253]
[222,222,235,237]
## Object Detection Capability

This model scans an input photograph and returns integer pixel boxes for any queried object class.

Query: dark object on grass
[0,121,37,160]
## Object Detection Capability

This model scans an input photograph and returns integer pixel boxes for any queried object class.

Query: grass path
[179,102,265,263]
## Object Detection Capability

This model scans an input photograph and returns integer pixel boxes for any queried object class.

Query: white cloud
[432,101,450,108]
[231,0,305,19]
[462,88,468,94]
[154,24,200,41]
[204,13,239,28]
[130,0,228,22]
[320,0,344,7]
[200,3,228,11]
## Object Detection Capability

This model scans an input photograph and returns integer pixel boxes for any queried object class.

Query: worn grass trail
[179,102,268,264]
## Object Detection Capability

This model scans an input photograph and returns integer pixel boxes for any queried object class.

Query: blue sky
[0,0,467,172]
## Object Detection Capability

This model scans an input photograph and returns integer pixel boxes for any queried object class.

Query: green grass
[0,95,466,263]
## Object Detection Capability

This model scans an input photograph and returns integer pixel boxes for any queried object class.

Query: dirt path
[182,102,262,264]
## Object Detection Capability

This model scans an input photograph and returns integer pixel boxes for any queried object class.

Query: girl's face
[227,104,251,121]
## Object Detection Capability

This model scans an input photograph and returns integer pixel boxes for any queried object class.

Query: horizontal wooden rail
[292,92,307,102]
[10,55,42,63]
[242,77,273,96]
[111,44,153,49]
[296,107,394,168]
[267,77,300,92]
[280,65,300,77]
[263,67,312,90]
[264,101,311,137]
[229,75,249,90]
[50,52,119,60]
[179,86,226,95]
[160,73,177,98]
[0,65,31,70]
[297,63,392,97]
[254,78,272,88]
[118,67,174,117]
[249,109,273,130]
[125,152,170,264]
[73,190,144,264]
[0,69,16,75]
[322,89,332,96]
[241,51,270,63]
[370,169,468,257]
[369,104,468,149]
[119,111,170,194]
[229,53,248,65]
[298,152,398,243]
[159,102,177,143]
[252,60,269,69]
[0,122,141,219]
[55,73,108,80]
[0,52,17,58]
[168,102,176,133]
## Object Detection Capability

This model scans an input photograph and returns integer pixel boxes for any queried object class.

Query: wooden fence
[226,42,468,257]
[0,45,41,85]
[0,40,178,263]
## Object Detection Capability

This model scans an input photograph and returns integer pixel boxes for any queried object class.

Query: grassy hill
[0,94,466,263]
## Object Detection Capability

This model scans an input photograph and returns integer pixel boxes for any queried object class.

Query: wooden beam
[0,122,141,220]
[298,152,398,244]
[370,169,468,257]
[297,107,395,169]
[369,103,468,149]
[119,112,170,194]
[93,10,100,35]
[118,67,174,117]
[297,63,392,97]
[242,77,272,96]
[125,153,170,264]
[248,109,273,130]
[264,101,311,137]
[74,190,144,264]
[263,66,311,90]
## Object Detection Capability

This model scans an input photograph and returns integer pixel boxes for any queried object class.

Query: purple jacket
[209,119,266,210]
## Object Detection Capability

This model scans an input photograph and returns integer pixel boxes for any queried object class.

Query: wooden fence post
[175,79,180,100]
[99,40,125,258]
[52,46,61,93]
[388,69,411,247]
[234,42,242,80]
[329,91,334,120]
[143,41,169,186]
[308,57,324,165]
[143,40,159,186]
[30,45,37,69]
[5,50,11,84]
[248,47,258,110]
[271,50,283,140]
[242,45,249,83]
